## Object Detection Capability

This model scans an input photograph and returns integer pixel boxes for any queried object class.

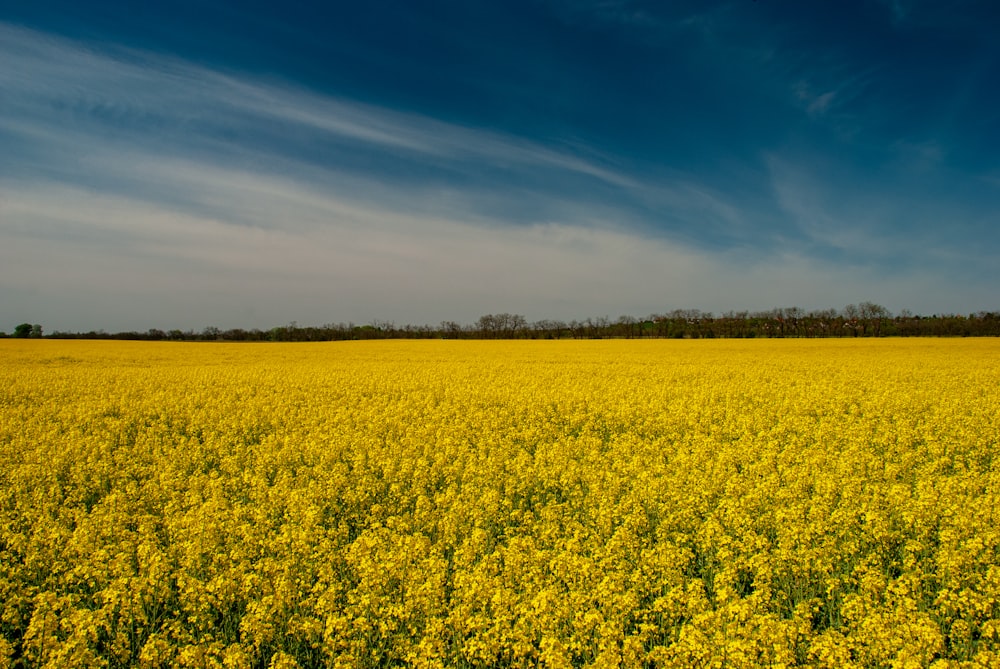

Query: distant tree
[616,315,638,338]
[477,313,526,338]
[31,324,43,338]
[649,314,670,338]
[13,323,33,338]
[842,304,861,336]
[440,321,465,339]
[858,301,890,336]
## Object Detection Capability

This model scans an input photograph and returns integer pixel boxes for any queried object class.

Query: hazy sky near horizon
[2,1,999,332]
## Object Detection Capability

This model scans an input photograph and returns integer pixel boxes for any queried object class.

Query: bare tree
[858,301,890,336]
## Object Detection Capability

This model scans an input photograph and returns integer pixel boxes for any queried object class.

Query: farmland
[1,339,998,667]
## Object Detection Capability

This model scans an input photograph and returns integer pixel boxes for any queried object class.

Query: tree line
[7,303,1000,341]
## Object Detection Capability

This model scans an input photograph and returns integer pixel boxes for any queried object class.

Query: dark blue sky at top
[2,1,999,330]
[11,1,994,155]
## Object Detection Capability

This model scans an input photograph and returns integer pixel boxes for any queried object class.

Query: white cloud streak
[0,22,637,189]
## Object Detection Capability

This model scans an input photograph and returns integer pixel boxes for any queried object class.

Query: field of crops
[1,339,998,668]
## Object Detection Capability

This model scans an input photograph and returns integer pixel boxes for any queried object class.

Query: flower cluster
[1,338,998,667]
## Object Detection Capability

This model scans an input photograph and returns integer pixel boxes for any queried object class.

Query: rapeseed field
[1,338,998,668]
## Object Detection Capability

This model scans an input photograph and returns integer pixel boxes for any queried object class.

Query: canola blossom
[1,338,999,668]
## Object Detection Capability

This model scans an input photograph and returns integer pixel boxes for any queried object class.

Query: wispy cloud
[806,90,836,116]
[790,66,878,129]
[1,20,754,241]
[0,22,638,190]
[766,152,998,277]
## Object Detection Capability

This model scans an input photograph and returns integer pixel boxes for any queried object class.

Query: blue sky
[2,1,998,332]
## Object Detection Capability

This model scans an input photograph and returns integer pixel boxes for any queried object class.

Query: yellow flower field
[1,338,998,668]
